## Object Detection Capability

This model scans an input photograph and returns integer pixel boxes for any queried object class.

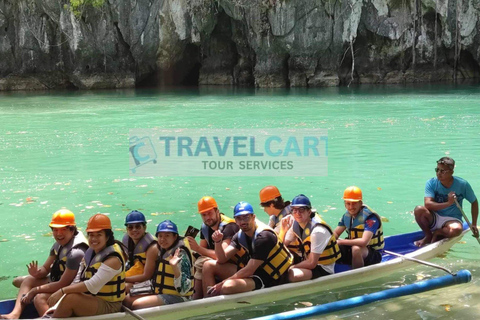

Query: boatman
[280,195,341,281]
[414,157,479,246]
[186,196,245,299]
[206,202,293,296]
[333,187,384,269]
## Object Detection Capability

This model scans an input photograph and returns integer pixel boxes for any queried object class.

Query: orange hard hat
[49,209,76,228]
[342,186,362,202]
[86,214,112,232]
[259,186,282,203]
[198,196,218,213]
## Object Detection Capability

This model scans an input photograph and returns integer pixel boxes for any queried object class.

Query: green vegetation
[68,0,105,18]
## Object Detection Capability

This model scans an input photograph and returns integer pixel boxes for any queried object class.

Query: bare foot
[0,314,21,319]
[414,236,432,247]
[431,230,446,243]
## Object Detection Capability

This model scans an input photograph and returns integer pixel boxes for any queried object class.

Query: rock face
[0,0,479,90]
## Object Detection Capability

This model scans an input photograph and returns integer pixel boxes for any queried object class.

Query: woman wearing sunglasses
[122,210,157,292]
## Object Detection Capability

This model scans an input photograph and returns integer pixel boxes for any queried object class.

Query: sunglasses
[435,168,451,174]
[127,224,144,230]
[292,207,308,214]
[235,215,252,222]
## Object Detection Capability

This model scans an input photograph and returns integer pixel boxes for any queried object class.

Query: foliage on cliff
[69,0,105,18]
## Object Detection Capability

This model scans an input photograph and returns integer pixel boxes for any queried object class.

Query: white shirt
[285,224,335,274]
[84,263,123,294]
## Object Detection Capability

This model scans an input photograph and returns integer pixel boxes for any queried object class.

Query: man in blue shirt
[414,157,479,246]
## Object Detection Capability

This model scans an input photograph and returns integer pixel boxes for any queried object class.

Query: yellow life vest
[122,232,156,268]
[50,232,88,282]
[81,243,126,302]
[268,206,302,258]
[237,223,293,280]
[344,205,384,250]
[292,215,341,265]
[269,205,292,228]
[152,238,194,296]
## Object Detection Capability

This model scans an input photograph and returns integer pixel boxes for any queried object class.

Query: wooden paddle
[454,197,480,245]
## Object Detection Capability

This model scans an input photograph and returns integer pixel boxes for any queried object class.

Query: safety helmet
[342,186,362,202]
[156,220,179,235]
[49,209,76,228]
[125,210,146,226]
[86,214,112,232]
[291,194,311,208]
[233,201,254,217]
[198,196,218,213]
[259,186,281,203]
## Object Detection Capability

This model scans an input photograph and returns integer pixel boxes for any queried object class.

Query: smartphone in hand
[185,225,199,238]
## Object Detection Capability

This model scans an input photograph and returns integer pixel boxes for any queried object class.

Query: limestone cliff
[0,0,479,90]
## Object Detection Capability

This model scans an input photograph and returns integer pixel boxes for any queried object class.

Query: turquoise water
[1,84,479,319]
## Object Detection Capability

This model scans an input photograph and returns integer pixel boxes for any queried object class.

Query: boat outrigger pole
[249,270,472,320]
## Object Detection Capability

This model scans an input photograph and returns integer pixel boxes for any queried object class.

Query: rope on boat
[383,250,455,275]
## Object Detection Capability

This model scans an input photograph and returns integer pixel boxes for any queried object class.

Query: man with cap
[259,186,292,233]
[259,186,302,263]
[206,202,293,296]
[1,209,88,319]
[186,196,242,299]
[333,187,384,269]
[280,195,341,281]
[414,157,479,246]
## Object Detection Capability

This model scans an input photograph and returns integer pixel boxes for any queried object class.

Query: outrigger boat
[0,223,470,320]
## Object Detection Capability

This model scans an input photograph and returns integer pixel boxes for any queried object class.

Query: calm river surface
[1,84,479,319]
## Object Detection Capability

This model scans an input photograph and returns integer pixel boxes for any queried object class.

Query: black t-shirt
[231,230,277,260]
[200,222,240,249]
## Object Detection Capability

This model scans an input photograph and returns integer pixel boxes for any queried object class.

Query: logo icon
[129,136,157,173]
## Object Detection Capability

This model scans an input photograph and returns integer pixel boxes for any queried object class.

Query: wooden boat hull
[0,224,469,320]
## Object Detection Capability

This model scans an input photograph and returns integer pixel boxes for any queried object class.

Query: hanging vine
[453,0,462,81]
[434,0,438,69]
[348,36,355,87]
[412,0,417,76]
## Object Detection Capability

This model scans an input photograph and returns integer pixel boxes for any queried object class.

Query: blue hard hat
[125,210,146,226]
[291,194,311,208]
[156,220,179,235]
[233,201,255,217]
